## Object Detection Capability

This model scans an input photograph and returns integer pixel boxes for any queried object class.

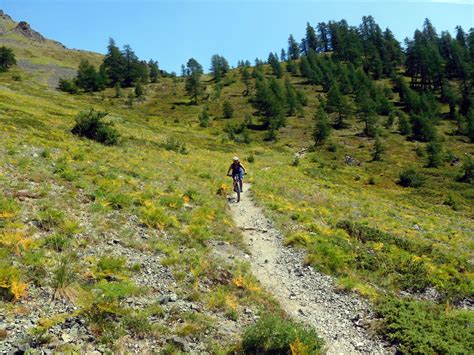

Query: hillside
[0,10,102,87]
[0,10,473,354]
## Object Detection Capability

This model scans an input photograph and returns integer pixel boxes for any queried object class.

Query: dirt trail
[228,184,392,355]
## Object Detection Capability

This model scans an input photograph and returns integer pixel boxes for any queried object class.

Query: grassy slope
[0,16,473,351]
[0,54,284,352]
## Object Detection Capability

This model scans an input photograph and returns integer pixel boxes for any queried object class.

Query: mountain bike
[228,174,242,202]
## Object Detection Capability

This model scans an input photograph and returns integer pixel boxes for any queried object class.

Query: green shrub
[94,280,139,301]
[71,109,119,146]
[42,233,71,251]
[242,314,324,354]
[199,106,210,127]
[223,100,234,118]
[458,156,474,183]
[398,113,412,136]
[37,207,65,230]
[426,141,443,168]
[57,78,78,94]
[398,168,425,187]
[376,298,474,354]
[411,115,437,142]
[122,312,152,337]
[444,193,461,211]
[97,256,127,275]
[163,137,187,154]
[291,156,300,166]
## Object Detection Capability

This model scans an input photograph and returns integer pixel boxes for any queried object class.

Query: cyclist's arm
[226,165,232,175]
[240,163,247,173]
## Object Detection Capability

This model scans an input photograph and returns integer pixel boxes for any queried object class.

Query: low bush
[223,100,234,118]
[398,168,426,187]
[458,156,474,183]
[162,137,187,154]
[57,78,78,94]
[376,298,474,354]
[71,109,119,146]
[242,314,324,354]
[37,207,65,230]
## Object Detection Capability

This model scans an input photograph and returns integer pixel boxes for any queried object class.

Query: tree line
[58,38,164,94]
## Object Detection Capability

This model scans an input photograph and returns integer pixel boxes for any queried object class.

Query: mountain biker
[227,156,246,192]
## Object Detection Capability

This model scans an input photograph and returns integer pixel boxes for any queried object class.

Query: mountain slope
[0,10,473,354]
[0,10,102,87]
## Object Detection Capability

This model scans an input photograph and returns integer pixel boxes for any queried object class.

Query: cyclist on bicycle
[227,156,246,192]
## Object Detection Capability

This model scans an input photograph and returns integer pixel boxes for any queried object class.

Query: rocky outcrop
[0,10,13,22]
[13,21,45,42]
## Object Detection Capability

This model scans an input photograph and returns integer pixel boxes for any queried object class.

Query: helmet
[233,156,239,161]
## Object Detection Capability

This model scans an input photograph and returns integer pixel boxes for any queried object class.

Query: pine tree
[76,59,103,92]
[411,115,437,142]
[148,60,160,83]
[268,52,282,78]
[253,77,285,129]
[280,49,287,61]
[306,22,319,52]
[285,78,299,116]
[184,58,204,104]
[317,22,330,52]
[103,38,125,86]
[466,110,474,142]
[288,34,300,60]
[426,141,443,167]
[398,113,412,136]
[199,106,210,127]
[114,82,122,98]
[122,44,142,87]
[135,82,143,98]
[313,107,331,145]
[326,84,352,129]
[210,54,229,82]
[455,26,467,47]
[372,136,386,161]
[357,90,378,137]
[0,46,16,72]
[241,66,251,95]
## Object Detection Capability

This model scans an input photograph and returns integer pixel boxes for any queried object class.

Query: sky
[1,0,473,73]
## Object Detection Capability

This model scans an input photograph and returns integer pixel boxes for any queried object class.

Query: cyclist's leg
[239,171,244,192]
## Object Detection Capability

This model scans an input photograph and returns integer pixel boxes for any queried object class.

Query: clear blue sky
[2,0,473,73]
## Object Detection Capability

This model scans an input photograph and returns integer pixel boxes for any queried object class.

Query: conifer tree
[76,59,104,92]
[288,34,300,60]
[426,141,443,167]
[210,54,229,82]
[184,58,204,104]
[357,91,378,137]
[148,60,160,83]
[317,22,330,52]
[372,136,386,161]
[199,106,210,127]
[0,46,16,72]
[241,66,251,96]
[306,22,319,52]
[103,38,125,86]
[313,107,331,145]
[326,84,352,128]
[268,52,282,78]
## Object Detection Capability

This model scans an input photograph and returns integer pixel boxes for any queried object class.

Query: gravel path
[228,184,394,355]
